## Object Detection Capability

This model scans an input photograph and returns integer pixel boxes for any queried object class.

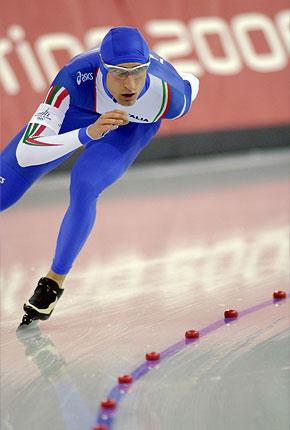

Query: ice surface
[1,150,289,429]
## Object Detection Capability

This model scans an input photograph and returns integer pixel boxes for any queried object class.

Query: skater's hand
[87,110,129,139]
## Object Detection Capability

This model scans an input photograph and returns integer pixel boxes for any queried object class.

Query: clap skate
[19,277,64,327]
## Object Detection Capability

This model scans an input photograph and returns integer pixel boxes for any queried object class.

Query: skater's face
[105,62,148,106]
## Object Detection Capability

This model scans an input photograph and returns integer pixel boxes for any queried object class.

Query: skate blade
[18,315,38,329]
[18,308,40,328]
[17,319,38,331]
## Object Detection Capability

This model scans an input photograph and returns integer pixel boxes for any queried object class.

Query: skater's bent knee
[0,159,32,211]
[69,178,102,204]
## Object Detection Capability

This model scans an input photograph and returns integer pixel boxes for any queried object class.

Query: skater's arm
[16,76,82,167]
[163,72,199,120]
[16,78,128,167]
[148,52,199,121]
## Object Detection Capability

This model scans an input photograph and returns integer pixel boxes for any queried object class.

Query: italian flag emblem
[44,85,69,108]
[23,85,69,146]
[153,81,171,122]
[23,123,61,147]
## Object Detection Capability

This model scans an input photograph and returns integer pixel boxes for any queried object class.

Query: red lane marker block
[118,374,133,384]
[146,351,160,361]
[93,425,109,430]
[101,398,116,409]
[273,290,287,300]
[224,309,238,319]
[185,330,200,339]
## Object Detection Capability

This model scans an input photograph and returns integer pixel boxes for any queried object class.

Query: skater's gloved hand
[87,110,129,139]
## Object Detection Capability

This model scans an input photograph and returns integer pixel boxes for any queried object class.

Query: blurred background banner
[1,0,289,156]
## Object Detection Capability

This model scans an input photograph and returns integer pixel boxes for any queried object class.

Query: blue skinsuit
[0,48,198,274]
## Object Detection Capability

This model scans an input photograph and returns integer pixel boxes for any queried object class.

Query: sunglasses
[101,57,150,79]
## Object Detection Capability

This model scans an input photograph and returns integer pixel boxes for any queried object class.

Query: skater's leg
[1,128,81,326]
[0,158,33,210]
[1,127,78,211]
[21,143,124,324]
[22,123,161,324]
[50,142,126,275]
[0,128,37,210]
[45,270,66,287]
[51,122,161,276]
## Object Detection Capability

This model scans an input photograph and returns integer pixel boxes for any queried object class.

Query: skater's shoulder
[148,50,185,93]
[51,49,100,106]
[65,48,101,74]
[146,50,198,120]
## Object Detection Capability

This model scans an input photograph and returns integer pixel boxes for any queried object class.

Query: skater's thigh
[69,122,161,199]
[70,140,135,198]
[1,127,78,211]
[2,127,77,182]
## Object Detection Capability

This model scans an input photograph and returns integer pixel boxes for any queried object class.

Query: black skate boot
[20,277,64,326]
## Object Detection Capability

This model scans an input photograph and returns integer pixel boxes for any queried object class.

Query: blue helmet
[100,26,150,66]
